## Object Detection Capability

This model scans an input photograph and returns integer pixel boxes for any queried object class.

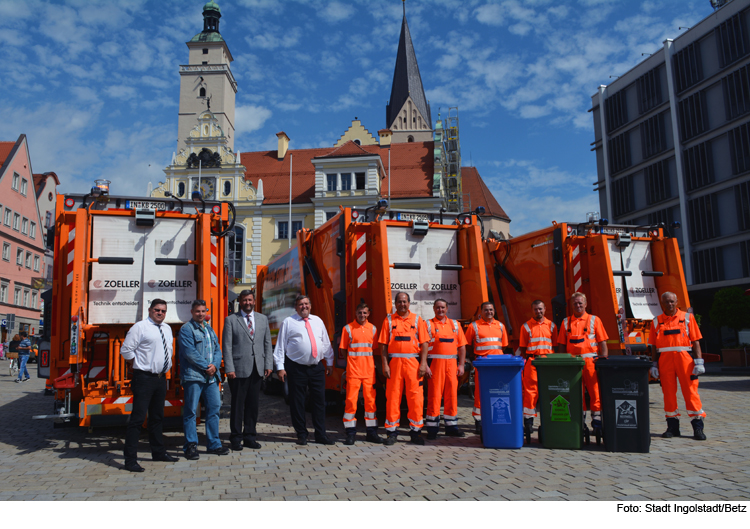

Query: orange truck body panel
[47,194,231,427]
[256,208,489,396]
[484,221,692,359]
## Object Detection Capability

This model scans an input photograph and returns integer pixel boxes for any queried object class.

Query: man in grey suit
[222,290,273,450]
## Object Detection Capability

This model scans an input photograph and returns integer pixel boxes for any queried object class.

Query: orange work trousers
[385,357,424,432]
[426,357,458,429]
[659,351,705,418]
[522,354,546,418]
[343,377,377,430]
[581,357,601,415]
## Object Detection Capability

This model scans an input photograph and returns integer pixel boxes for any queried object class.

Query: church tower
[385,1,432,143]
[177,1,237,153]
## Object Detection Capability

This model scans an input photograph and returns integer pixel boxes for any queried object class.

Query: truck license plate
[125,200,166,210]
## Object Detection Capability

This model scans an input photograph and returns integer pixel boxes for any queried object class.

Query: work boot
[475,420,482,435]
[384,433,397,446]
[445,426,465,437]
[691,418,707,441]
[426,427,439,440]
[524,417,534,434]
[662,418,681,438]
[365,428,384,444]
[409,431,425,445]
[343,428,356,446]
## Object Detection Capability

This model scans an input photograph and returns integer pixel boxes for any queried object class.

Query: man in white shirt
[120,299,179,472]
[274,294,335,445]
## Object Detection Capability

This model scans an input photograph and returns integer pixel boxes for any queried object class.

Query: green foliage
[709,287,750,333]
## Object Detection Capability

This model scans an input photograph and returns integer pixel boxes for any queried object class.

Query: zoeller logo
[103,280,140,288]
[150,280,193,288]
[93,280,103,288]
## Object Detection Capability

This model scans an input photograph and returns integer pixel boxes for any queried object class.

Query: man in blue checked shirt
[178,299,229,460]
[15,331,32,382]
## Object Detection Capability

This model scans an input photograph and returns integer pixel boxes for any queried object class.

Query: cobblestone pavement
[0,363,748,501]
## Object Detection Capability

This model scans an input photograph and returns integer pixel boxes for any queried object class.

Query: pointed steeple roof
[386,2,431,129]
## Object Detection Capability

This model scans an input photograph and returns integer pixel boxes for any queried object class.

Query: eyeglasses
[152,309,167,314]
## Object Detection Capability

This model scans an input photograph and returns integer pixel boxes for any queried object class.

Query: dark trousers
[124,370,167,464]
[228,367,263,443]
[286,358,326,439]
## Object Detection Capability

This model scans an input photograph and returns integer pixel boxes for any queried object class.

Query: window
[203,48,208,54]
[31,291,37,309]
[33,255,39,272]
[0,282,7,303]
[200,87,206,97]
[202,61,208,65]
[340,173,351,191]
[640,113,667,158]
[612,175,634,217]
[678,91,708,141]
[737,181,750,232]
[716,13,748,68]
[16,248,23,265]
[723,64,750,120]
[673,42,703,93]
[25,251,31,268]
[644,160,671,205]
[44,211,52,229]
[12,213,19,230]
[605,90,628,133]
[278,221,288,240]
[223,180,231,196]
[353,139,361,145]
[48,192,53,202]
[2,242,9,261]
[325,211,337,221]
[29,222,35,239]
[23,290,28,307]
[637,67,662,115]
[693,247,723,284]
[355,172,366,190]
[608,131,631,174]
[684,141,714,191]
[728,122,750,175]
[177,182,186,197]
[688,193,718,243]
[21,218,28,235]
[20,178,27,196]
[4,208,10,226]
[407,135,414,142]
[227,226,244,282]
[12,173,19,190]
[13,287,20,305]
[326,174,336,192]
[292,220,302,238]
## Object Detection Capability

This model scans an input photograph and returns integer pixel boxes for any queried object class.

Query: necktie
[157,325,170,374]
[246,313,254,339]
[304,317,318,359]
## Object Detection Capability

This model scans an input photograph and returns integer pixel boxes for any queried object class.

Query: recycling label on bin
[615,400,638,429]
[491,397,511,425]
[550,395,571,422]
[547,379,570,393]
[612,379,640,396]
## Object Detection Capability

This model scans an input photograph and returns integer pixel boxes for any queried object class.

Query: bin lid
[473,355,524,367]
[531,353,584,366]
[594,355,652,370]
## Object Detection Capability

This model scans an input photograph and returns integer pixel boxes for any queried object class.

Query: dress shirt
[240,309,255,336]
[274,313,334,370]
[120,317,173,373]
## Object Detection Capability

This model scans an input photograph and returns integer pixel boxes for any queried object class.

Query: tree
[709,287,750,341]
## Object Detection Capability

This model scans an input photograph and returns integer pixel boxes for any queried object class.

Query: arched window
[177,182,186,197]
[227,225,245,284]
[200,87,206,97]
[407,135,414,142]
[353,139,361,145]
[223,180,231,196]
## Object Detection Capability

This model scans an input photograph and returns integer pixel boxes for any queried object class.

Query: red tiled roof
[461,166,510,221]
[0,141,16,167]
[33,172,60,197]
[240,141,434,205]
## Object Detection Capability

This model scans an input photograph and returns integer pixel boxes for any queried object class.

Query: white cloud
[474,4,505,26]
[319,2,355,23]
[235,105,273,136]
[105,85,137,100]
[245,26,302,49]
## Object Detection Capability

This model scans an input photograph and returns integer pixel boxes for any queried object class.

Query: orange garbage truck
[483,218,696,358]
[256,204,490,403]
[35,183,234,428]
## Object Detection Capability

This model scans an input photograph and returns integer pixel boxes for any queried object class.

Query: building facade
[0,135,48,339]
[153,1,511,292]
[590,0,750,347]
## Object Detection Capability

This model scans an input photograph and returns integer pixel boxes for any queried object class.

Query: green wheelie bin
[532,353,585,449]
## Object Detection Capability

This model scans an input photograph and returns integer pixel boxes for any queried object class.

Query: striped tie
[246,313,254,339]
[157,325,170,374]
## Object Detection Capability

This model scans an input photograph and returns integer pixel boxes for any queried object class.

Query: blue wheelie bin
[474,355,525,448]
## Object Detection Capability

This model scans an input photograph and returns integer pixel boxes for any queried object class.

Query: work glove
[692,358,705,376]
[649,362,659,379]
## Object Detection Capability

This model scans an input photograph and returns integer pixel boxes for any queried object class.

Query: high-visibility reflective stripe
[685,313,691,340]
[476,345,503,351]
[425,416,439,427]
[523,322,531,337]
[443,415,457,421]
[528,337,550,343]
[657,346,692,353]
[444,419,458,426]
[343,413,355,420]
[523,407,537,417]
[348,351,373,357]
[390,353,419,358]
[343,420,356,428]
[580,353,597,358]
[428,354,457,359]
[526,345,553,352]
[592,411,601,419]
[475,336,503,343]
[365,419,377,427]
[472,407,481,417]
[687,408,704,417]
[385,419,398,432]
[349,343,372,348]
[364,412,376,419]
[665,410,679,417]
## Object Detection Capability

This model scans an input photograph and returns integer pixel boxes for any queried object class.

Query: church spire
[385,0,431,134]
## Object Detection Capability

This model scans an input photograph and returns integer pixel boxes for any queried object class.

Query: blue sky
[0,0,717,234]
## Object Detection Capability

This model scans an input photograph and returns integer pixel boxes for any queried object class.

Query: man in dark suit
[222,290,273,450]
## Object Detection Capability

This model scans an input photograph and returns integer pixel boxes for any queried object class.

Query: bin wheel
[583,425,591,446]
[595,427,602,446]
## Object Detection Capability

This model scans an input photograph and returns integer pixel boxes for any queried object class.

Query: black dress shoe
[123,462,145,473]
[314,436,336,445]
[296,436,308,446]
[152,452,179,462]
[244,440,262,449]
[207,446,230,456]
[231,441,243,451]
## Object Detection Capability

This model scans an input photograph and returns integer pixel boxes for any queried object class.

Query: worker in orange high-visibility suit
[380,292,431,446]
[517,300,557,442]
[557,292,608,433]
[425,299,467,440]
[339,302,383,446]
[464,301,508,436]
[648,291,707,440]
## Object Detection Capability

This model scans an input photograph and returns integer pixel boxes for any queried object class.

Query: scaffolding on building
[434,107,462,212]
